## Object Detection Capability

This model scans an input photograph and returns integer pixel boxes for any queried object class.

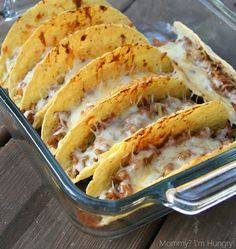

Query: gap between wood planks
[0,125,11,147]
[149,197,236,249]
[0,138,169,248]
[0,187,52,249]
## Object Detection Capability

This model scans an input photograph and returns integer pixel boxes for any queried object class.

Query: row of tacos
[0,0,110,89]
[1,0,236,208]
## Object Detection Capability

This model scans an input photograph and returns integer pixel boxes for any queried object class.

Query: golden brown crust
[86,101,229,197]
[55,75,187,182]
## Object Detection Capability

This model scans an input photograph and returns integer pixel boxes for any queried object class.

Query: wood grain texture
[0,125,11,147]
[150,197,236,249]
[0,139,164,249]
[0,139,46,237]
[10,198,164,249]
[108,0,136,12]
[0,1,4,12]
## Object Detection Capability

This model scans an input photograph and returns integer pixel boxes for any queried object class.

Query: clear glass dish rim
[2,85,236,215]
[0,0,236,215]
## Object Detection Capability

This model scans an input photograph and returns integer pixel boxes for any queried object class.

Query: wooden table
[0,1,236,248]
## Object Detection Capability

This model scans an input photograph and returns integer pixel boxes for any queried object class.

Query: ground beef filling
[103,123,236,200]
[47,111,71,148]
[183,37,236,109]
[48,104,93,150]
[16,81,27,97]
[23,78,65,126]
[67,96,193,179]
[24,104,36,124]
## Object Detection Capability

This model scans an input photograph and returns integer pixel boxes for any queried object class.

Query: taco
[85,101,236,198]
[55,75,193,182]
[159,21,236,123]
[0,0,109,88]
[8,4,132,105]
[41,44,174,154]
[20,24,149,128]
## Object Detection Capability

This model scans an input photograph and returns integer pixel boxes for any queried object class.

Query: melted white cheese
[5,48,20,76]
[36,99,47,113]
[72,96,193,173]
[68,72,154,130]
[34,59,91,113]
[160,37,236,107]
[126,136,222,192]
[16,47,52,94]
[35,83,62,112]
[53,112,70,136]
[18,69,34,90]
[64,59,90,83]
[100,125,233,198]
[160,41,214,94]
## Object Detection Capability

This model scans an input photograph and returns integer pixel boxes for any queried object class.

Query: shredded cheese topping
[160,36,236,108]
[53,73,155,147]
[70,96,193,176]
[15,47,52,96]
[5,48,20,76]
[100,125,235,199]
[68,73,155,130]
[34,59,90,113]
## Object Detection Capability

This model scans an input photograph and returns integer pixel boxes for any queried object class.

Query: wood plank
[1,1,235,249]
[0,139,46,237]
[109,0,136,11]
[125,0,207,25]
[0,187,51,249]
[10,197,164,249]
[0,1,3,12]
[150,197,236,249]
[0,125,11,147]
[0,138,164,249]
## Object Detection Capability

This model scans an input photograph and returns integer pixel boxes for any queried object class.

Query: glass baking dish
[0,0,236,239]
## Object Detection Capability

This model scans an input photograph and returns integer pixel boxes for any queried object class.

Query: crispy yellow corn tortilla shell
[152,140,236,186]
[8,4,132,104]
[42,44,174,154]
[20,24,149,126]
[55,75,189,182]
[0,0,109,88]
[86,101,230,197]
[82,139,236,227]
[160,21,236,123]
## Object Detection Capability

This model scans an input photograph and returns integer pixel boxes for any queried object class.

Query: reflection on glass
[0,0,18,20]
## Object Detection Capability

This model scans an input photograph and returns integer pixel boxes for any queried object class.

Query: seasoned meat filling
[68,96,193,179]
[15,70,34,97]
[182,37,236,109]
[47,111,71,148]
[100,123,236,199]
[49,73,155,149]
[24,104,36,124]
[15,48,52,98]
[21,59,89,122]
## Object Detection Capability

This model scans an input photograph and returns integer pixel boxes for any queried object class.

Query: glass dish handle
[164,161,236,215]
